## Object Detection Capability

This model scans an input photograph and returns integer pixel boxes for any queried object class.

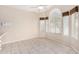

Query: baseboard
[2,37,40,45]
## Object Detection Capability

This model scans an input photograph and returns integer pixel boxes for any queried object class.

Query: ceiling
[6,5,76,13]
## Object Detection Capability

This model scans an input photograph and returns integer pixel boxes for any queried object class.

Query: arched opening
[49,8,62,34]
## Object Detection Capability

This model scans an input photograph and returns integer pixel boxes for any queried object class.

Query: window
[49,9,62,34]
[46,20,49,32]
[40,20,46,32]
[71,12,78,39]
[63,16,69,36]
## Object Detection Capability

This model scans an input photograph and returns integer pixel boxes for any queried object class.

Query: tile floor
[0,38,78,54]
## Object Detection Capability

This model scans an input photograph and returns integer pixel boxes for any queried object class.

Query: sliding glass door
[46,20,49,32]
[63,16,69,36]
[40,20,46,32]
[71,12,78,39]
[40,17,49,33]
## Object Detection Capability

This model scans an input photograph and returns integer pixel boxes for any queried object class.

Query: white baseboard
[2,37,39,45]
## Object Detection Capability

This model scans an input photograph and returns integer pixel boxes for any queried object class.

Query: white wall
[0,6,39,44]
